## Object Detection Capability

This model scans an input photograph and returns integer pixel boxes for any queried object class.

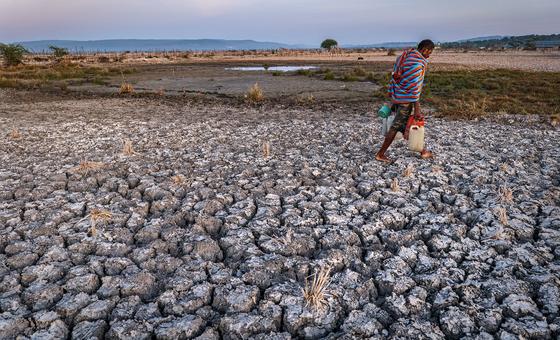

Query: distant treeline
[442,34,560,49]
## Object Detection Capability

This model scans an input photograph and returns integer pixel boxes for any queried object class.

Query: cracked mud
[1,93,559,339]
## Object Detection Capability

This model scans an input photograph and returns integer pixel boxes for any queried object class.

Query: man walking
[375,39,435,163]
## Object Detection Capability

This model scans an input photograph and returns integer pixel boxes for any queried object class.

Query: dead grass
[89,209,112,237]
[171,174,192,187]
[391,178,400,192]
[303,266,332,310]
[122,139,135,155]
[498,186,513,204]
[72,161,106,175]
[119,82,134,95]
[263,141,271,158]
[246,82,264,104]
[9,128,22,139]
[431,165,444,174]
[403,164,415,177]
[494,207,509,226]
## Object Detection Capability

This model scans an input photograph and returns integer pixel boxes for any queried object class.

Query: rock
[72,320,108,340]
[74,299,116,323]
[22,282,64,311]
[0,313,30,338]
[155,315,205,339]
[106,319,152,339]
[439,306,476,338]
[120,272,157,300]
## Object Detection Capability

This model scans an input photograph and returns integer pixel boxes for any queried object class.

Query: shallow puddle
[226,66,317,72]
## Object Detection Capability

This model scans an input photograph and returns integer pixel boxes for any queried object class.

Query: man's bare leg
[375,129,398,163]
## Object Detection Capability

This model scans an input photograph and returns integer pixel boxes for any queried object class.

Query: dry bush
[263,141,271,158]
[246,83,264,104]
[119,82,134,94]
[72,161,105,175]
[297,94,315,104]
[122,139,134,155]
[391,178,400,192]
[89,209,112,237]
[403,164,415,177]
[9,128,22,139]
[303,266,332,310]
[155,88,165,96]
[498,186,513,204]
[494,207,509,226]
[551,114,559,127]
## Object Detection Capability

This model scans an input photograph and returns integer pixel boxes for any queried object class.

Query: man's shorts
[389,103,413,133]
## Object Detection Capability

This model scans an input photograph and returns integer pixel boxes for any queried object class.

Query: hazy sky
[1,0,559,44]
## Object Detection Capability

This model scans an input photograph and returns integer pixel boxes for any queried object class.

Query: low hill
[442,34,560,49]
[17,39,298,53]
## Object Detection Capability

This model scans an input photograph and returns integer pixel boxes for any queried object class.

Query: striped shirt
[388,49,428,104]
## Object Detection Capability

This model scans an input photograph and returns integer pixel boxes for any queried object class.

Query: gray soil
[1,89,559,339]
[70,63,380,103]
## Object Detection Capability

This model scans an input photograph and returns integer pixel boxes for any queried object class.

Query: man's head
[418,39,435,58]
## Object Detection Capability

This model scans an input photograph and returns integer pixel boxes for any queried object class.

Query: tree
[49,45,69,60]
[0,43,28,66]
[321,39,338,50]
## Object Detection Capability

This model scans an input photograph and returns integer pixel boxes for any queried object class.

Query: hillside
[442,34,560,49]
[17,39,297,53]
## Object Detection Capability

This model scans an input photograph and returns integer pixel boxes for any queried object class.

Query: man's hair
[418,39,435,51]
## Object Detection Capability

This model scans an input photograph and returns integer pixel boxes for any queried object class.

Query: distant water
[227,66,317,72]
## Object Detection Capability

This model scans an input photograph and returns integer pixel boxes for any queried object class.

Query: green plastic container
[378,104,391,118]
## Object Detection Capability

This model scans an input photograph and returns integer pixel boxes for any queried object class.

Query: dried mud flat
[1,92,559,339]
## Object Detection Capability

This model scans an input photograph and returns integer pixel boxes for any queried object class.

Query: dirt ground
[1,82,559,339]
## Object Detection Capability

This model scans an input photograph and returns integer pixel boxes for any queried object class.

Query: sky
[1,0,559,45]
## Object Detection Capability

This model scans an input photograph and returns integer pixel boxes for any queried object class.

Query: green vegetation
[321,39,338,50]
[0,63,132,89]
[441,34,560,50]
[373,69,560,117]
[0,43,29,66]
[49,46,69,60]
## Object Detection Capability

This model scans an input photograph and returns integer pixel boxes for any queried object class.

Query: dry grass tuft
[263,141,271,158]
[494,207,509,226]
[171,174,192,188]
[155,87,165,96]
[72,161,105,175]
[119,82,134,94]
[122,139,135,155]
[551,114,559,127]
[498,186,513,204]
[431,165,443,174]
[303,266,332,310]
[9,128,22,139]
[391,178,400,192]
[245,83,264,104]
[403,164,415,177]
[89,209,112,237]
[500,163,509,173]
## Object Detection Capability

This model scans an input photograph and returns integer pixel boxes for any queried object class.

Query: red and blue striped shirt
[388,49,428,104]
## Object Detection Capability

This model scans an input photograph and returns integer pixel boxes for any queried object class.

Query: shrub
[271,71,282,77]
[387,48,396,56]
[246,83,264,103]
[0,43,28,66]
[353,67,367,77]
[296,69,312,76]
[324,71,335,80]
[342,73,358,82]
[119,82,134,94]
[49,46,69,60]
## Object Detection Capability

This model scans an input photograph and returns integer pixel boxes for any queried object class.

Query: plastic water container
[408,125,425,152]
[378,104,391,118]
